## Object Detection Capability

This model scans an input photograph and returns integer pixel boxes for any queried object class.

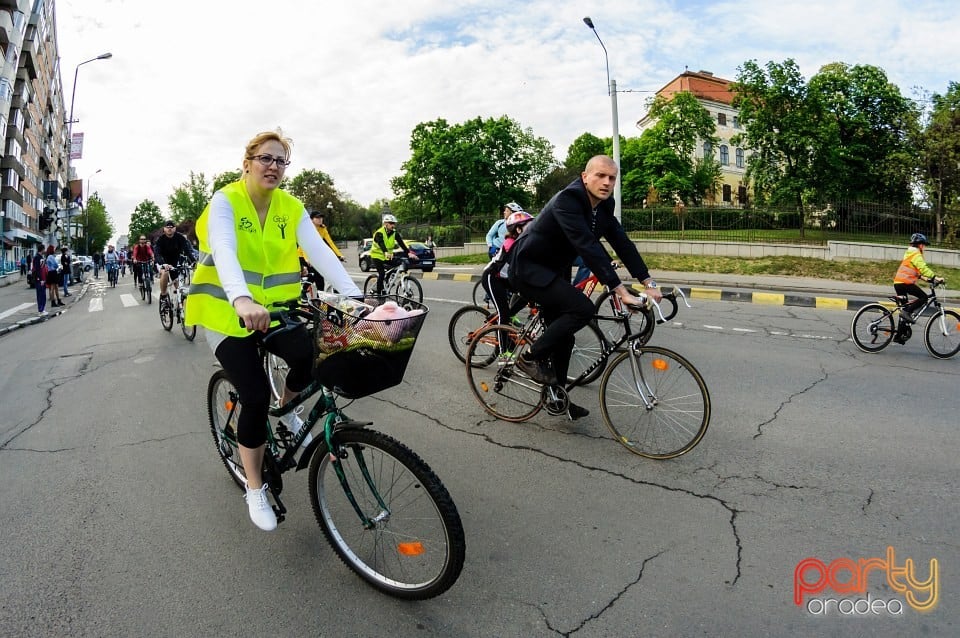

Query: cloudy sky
[54,0,959,244]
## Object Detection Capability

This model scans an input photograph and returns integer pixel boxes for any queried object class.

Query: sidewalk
[0,271,90,336]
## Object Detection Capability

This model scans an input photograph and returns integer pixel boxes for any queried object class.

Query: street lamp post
[65,52,112,249]
[85,168,102,255]
[583,17,622,222]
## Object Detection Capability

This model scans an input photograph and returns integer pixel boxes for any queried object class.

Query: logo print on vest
[238,217,254,233]
[273,214,288,239]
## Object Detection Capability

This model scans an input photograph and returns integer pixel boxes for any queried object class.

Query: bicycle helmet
[504,202,523,213]
[506,210,534,233]
[910,232,928,246]
[382,214,398,224]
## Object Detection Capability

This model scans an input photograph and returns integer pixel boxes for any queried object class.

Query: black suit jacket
[508,178,650,289]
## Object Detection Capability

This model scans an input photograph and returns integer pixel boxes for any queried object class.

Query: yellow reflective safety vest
[893,247,935,285]
[186,181,303,337]
[368,225,397,261]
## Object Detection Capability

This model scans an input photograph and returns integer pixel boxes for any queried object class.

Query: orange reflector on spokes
[225,401,234,410]
[398,541,425,556]
[651,358,669,371]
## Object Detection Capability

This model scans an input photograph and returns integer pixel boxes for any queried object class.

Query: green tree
[80,193,114,255]
[287,168,343,226]
[391,115,555,220]
[806,62,919,204]
[212,170,242,193]
[129,199,164,243]
[920,82,960,243]
[168,171,210,223]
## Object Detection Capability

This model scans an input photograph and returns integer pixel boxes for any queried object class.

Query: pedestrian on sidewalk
[19,255,27,276]
[60,247,72,297]
[93,252,100,279]
[45,246,63,307]
[32,251,47,315]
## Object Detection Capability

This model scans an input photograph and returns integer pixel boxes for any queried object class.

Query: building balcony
[0,154,23,173]
[0,10,14,46]
[1,184,23,205]
[19,35,37,80]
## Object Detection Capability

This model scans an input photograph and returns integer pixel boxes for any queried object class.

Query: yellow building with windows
[636,69,750,206]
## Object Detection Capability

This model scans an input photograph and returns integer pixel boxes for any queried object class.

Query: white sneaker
[244,484,277,531]
[279,406,312,447]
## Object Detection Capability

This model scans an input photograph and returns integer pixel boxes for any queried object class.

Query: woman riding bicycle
[186,129,361,532]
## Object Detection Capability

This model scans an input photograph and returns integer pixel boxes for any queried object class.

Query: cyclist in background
[369,214,417,295]
[299,210,345,293]
[893,233,945,329]
[154,219,196,302]
[486,203,521,258]
[103,245,119,283]
[131,235,154,287]
[482,209,533,331]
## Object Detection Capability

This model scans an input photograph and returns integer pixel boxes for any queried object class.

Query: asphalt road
[0,270,956,637]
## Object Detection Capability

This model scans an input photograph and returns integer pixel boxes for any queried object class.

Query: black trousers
[215,325,313,448]
[894,282,928,315]
[510,275,595,382]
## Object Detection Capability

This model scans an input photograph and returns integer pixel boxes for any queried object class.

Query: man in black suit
[508,155,661,419]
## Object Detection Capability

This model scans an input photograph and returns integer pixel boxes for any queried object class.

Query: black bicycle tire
[567,320,607,386]
[472,280,487,307]
[447,304,493,364]
[265,352,288,404]
[599,345,711,459]
[850,303,895,353]
[362,274,378,296]
[307,428,465,600]
[465,324,543,422]
[923,309,960,359]
[160,298,173,331]
[207,370,247,490]
[180,296,197,341]
[399,275,423,303]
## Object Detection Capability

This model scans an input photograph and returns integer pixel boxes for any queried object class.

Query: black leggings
[215,325,313,448]
[510,275,595,382]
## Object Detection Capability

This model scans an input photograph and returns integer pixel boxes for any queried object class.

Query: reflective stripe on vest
[368,227,396,261]
[185,180,303,337]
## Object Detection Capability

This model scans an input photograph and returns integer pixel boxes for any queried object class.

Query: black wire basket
[311,294,428,398]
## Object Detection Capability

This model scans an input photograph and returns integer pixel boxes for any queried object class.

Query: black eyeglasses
[248,154,290,168]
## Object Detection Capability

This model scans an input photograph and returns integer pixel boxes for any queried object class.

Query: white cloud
[53,0,958,244]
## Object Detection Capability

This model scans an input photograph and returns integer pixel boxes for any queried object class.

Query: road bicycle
[207,295,465,599]
[106,262,119,288]
[136,261,154,304]
[363,258,422,303]
[464,298,710,459]
[159,260,196,340]
[850,278,960,359]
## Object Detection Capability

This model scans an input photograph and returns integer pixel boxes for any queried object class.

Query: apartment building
[636,69,750,206]
[0,0,67,271]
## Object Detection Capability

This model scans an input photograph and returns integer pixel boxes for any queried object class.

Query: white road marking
[0,303,35,319]
[89,298,103,312]
[704,325,724,330]
[732,327,756,333]
[120,294,139,307]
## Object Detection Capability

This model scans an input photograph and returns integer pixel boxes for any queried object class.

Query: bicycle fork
[629,346,659,410]
[323,414,391,530]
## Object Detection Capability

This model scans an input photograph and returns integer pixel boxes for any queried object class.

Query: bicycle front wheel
[207,371,247,489]
[567,320,607,386]
[265,352,289,405]
[362,274,378,296]
[924,309,960,359]
[448,305,493,363]
[308,428,465,600]
[851,303,895,353]
[180,297,197,341]
[472,280,489,307]
[465,324,543,421]
[600,345,710,459]
[160,297,173,331]
[398,275,423,303]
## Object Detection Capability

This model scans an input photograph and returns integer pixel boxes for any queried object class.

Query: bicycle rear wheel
[599,345,710,459]
[465,324,543,421]
[567,320,607,386]
[308,427,465,600]
[447,305,493,363]
[207,371,247,489]
[924,309,960,359]
[850,303,895,353]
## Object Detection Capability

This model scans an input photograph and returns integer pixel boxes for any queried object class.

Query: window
[738,185,748,204]
[703,141,713,158]
[720,145,729,166]
[733,116,740,129]
[717,113,727,126]
[736,148,744,168]
[723,184,732,202]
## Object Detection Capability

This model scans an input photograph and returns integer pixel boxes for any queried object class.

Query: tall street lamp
[65,52,112,248]
[84,168,102,255]
[583,17,621,222]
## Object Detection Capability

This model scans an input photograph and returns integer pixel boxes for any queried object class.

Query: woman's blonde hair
[243,128,292,164]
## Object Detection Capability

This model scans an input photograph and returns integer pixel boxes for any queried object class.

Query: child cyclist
[481,209,534,335]
[893,232,945,341]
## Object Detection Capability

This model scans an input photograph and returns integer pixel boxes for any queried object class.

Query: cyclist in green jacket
[369,214,417,295]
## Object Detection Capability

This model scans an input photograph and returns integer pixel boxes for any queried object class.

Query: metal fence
[405,201,958,248]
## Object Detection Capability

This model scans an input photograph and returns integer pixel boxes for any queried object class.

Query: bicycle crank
[543,385,570,416]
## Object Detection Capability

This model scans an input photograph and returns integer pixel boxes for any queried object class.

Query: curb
[0,279,91,337]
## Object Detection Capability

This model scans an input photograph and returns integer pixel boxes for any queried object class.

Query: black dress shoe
[516,355,557,385]
[568,403,590,420]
